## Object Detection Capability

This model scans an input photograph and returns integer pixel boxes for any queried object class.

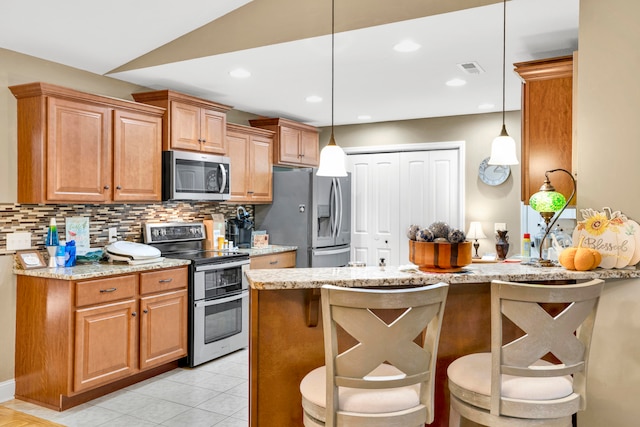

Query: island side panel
[250,288,326,427]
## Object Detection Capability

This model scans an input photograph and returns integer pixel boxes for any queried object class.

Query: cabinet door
[74,299,137,392]
[47,97,111,202]
[139,289,188,370]
[170,101,202,151]
[227,130,251,201]
[200,108,227,154]
[299,129,320,167]
[249,135,273,202]
[278,126,303,165]
[113,109,162,201]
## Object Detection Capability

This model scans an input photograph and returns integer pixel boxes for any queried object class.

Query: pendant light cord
[331,0,335,137]
[501,0,506,127]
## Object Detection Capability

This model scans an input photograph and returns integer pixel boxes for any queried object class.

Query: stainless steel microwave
[163,150,231,201]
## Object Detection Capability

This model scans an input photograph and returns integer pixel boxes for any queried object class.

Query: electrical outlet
[108,227,118,243]
[7,232,32,250]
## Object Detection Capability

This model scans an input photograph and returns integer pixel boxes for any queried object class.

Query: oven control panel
[144,222,206,243]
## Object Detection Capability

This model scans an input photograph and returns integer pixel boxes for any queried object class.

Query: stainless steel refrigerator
[255,168,351,268]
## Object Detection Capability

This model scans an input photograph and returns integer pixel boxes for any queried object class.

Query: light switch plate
[7,232,32,250]
[108,227,118,243]
[494,223,507,233]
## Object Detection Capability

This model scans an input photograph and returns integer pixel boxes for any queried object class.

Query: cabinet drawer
[76,275,137,307]
[250,251,296,269]
[140,267,188,295]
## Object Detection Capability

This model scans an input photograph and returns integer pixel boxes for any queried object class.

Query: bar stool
[447,279,604,427]
[300,283,449,427]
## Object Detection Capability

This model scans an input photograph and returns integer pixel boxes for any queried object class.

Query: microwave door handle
[218,163,227,194]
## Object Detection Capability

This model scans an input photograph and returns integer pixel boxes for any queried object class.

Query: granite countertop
[245,262,640,290]
[236,245,297,257]
[13,258,191,281]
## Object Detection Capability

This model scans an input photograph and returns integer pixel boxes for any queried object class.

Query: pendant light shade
[316,0,347,177]
[488,125,519,165]
[317,132,347,176]
[488,0,519,166]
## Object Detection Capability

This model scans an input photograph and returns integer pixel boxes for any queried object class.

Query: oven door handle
[195,259,249,272]
[194,290,248,308]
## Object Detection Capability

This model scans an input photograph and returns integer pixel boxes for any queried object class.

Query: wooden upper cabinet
[9,82,164,204]
[249,117,319,167]
[46,97,112,203]
[227,123,274,203]
[515,55,575,205]
[113,109,162,202]
[132,90,232,154]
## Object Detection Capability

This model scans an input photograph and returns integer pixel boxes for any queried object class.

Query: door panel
[348,153,400,266]
[349,147,463,266]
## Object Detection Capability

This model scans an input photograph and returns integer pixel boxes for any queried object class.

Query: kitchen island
[246,263,640,427]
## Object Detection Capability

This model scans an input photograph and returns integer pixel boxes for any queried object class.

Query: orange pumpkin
[559,236,600,271]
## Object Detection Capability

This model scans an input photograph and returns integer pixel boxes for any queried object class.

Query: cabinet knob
[143,309,149,314]
[116,185,122,190]
[132,312,137,317]
[198,138,202,143]
[202,139,207,143]
[104,185,110,190]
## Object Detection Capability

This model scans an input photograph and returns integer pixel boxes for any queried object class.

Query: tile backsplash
[0,202,254,254]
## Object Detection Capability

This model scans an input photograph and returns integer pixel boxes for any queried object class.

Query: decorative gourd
[558,247,577,270]
[558,236,600,271]
[572,207,638,269]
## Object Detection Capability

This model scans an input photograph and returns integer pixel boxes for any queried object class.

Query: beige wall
[0,46,521,389]
[577,0,640,425]
[323,111,523,257]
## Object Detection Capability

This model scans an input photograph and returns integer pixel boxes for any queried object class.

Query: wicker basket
[409,240,472,272]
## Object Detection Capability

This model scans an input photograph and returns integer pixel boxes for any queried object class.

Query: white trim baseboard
[0,378,15,403]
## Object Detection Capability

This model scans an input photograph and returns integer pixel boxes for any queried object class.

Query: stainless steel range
[144,222,250,367]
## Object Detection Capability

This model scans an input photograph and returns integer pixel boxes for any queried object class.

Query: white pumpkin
[573,207,637,269]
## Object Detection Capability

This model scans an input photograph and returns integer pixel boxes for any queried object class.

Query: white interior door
[346,143,464,267]
[399,150,462,263]
[348,152,400,267]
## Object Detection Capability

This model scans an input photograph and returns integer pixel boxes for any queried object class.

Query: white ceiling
[0,0,578,127]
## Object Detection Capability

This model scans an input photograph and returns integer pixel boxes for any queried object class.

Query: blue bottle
[56,241,66,267]
[65,240,76,267]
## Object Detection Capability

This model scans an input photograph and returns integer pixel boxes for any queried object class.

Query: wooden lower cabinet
[15,266,188,410]
[74,299,137,392]
[249,250,296,269]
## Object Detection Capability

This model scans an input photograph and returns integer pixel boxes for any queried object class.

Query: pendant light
[488,0,519,166]
[316,0,347,177]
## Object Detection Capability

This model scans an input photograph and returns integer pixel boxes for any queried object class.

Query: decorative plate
[478,157,510,186]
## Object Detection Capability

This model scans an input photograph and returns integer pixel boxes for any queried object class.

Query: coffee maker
[227,206,254,248]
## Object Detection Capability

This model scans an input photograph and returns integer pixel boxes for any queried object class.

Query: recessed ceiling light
[357,115,372,121]
[478,103,495,110]
[446,78,467,87]
[229,68,251,79]
[305,95,323,103]
[393,40,421,53]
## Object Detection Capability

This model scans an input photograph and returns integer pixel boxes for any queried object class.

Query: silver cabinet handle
[158,278,173,283]
[100,287,117,293]
[269,260,278,265]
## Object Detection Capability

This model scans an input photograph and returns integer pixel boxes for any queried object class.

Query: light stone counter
[245,262,640,290]
[13,258,191,281]
[236,244,297,257]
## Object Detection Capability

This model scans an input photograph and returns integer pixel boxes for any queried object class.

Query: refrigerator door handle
[335,178,343,240]
[313,246,351,256]
[332,178,340,239]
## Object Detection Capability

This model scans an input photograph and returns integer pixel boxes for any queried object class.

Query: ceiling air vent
[457,62,485,75]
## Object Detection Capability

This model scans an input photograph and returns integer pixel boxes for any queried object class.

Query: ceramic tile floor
[2,348,249,427]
